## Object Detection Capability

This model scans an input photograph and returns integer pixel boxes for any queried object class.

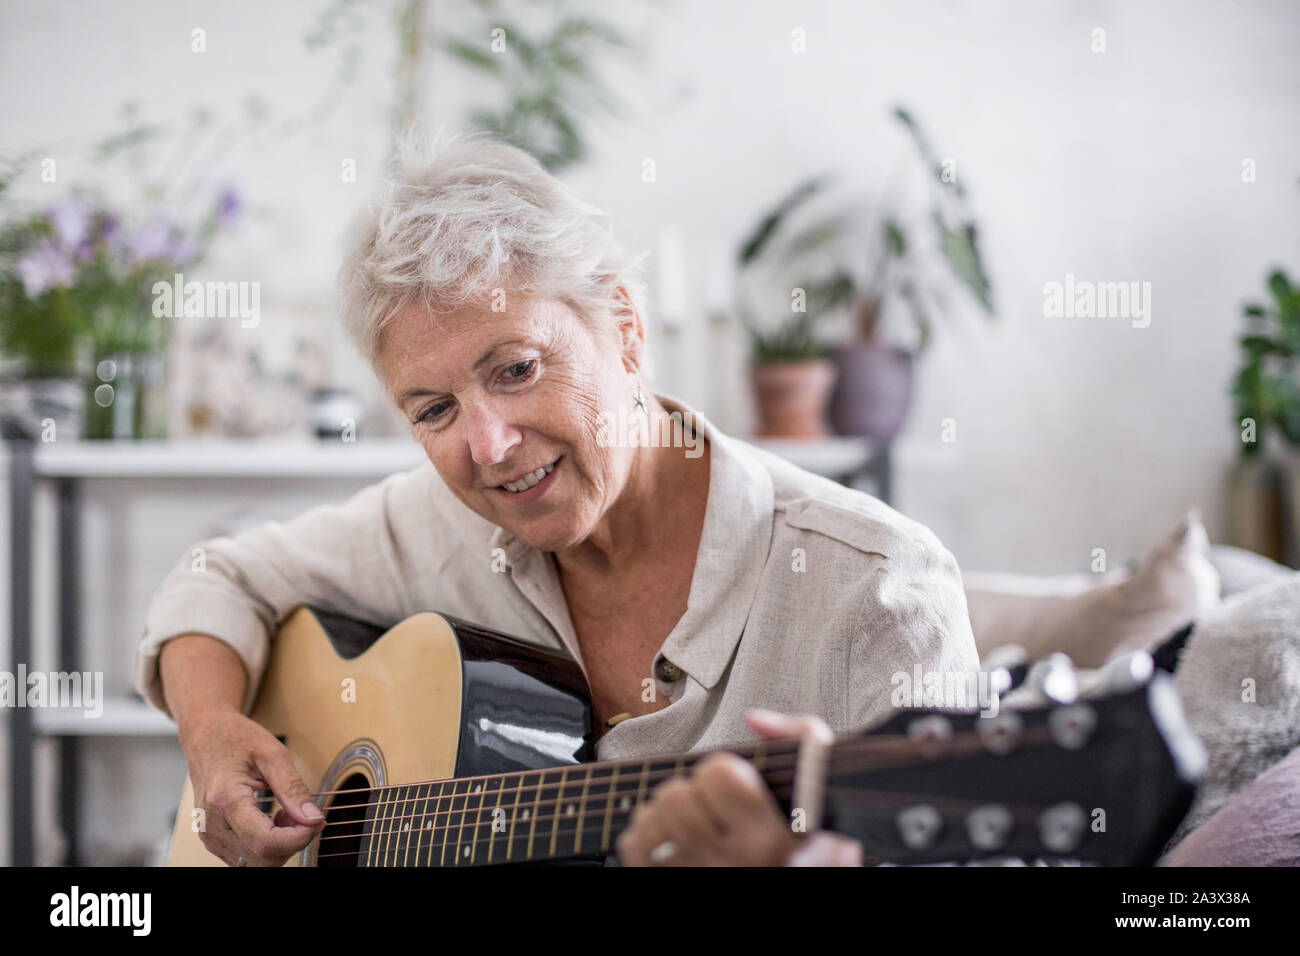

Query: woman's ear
[611,284,646,375]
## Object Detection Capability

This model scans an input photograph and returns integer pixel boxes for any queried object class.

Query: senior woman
[135,131,979,867]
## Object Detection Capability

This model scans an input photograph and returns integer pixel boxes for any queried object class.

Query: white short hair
[337,128,651,377]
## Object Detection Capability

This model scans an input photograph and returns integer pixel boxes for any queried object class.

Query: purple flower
[49,197,93,249]
[17,238,76,298]
[170,234,199,265]
[216,185,241,228]
[129,219,174,265]
[99,215,125,254]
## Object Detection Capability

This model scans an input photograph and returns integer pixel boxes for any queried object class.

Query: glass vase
[85,352,167,440]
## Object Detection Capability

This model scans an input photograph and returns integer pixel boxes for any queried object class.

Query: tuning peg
[897,804,944,850]
[1037,802,1088,854]
[1096,649,1155,694]
[1024,652,1079,704]
[1048,702,1097,750]
[965,804,1014,852]
[977,711,1024,754]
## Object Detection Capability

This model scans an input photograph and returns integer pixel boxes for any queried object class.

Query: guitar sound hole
[318,773,370,868]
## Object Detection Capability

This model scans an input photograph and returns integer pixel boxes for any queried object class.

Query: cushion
[1209,544,1295,598]
[964,513,1220,668]
[1164,574,1300,848]
[1159,743,1300,866]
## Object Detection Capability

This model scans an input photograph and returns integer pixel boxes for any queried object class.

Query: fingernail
[301,801,324,822]
[747,708,780,722]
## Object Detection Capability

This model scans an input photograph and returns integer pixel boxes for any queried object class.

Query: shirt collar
[488,391,775,689]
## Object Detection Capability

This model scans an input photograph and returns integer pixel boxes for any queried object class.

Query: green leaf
[738,176,830,266]
[1268,269,1293,305]
[440,36,504,73]
[933,211,993,313]
[1240,334,1280,357]
[883,219,906,257]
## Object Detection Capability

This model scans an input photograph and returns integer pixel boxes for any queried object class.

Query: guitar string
[257,724,1033,813]
[301,728,1049,850]
[258,726,1044,837]
[313,776,1078,865]
[283,722,1020,802]
[311,787,1067,864]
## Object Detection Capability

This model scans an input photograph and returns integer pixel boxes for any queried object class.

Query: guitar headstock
[823,653,1205,865]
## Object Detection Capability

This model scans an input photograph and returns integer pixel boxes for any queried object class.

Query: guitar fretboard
[356,741,798,866]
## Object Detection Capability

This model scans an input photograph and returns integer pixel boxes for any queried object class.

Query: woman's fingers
[221,784,318,865]
[255,746,325,828]
[786,831,865,867]
[745,708,834,745]
[617,711,863,866]
[617,751,799,866]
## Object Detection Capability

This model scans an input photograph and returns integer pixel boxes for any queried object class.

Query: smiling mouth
[497,457,559,493]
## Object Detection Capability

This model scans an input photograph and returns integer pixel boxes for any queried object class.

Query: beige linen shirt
[134,394,978,761]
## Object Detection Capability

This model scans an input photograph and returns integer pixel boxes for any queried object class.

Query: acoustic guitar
[167,605,1204,866]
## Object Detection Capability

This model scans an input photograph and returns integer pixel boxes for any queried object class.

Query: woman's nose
[465,402,522,467]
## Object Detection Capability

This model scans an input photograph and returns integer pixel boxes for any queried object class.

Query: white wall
[4,0,1297,569]
[2,0,1298,863]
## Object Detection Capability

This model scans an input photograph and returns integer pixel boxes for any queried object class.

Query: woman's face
[377,296,641,552]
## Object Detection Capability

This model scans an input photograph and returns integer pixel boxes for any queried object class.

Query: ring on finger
[649,841,678,865]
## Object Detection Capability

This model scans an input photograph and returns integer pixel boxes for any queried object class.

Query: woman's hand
[181,706,325,866]
[615,709,864,866]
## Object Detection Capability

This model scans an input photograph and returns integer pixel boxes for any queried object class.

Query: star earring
[633,382,647,414]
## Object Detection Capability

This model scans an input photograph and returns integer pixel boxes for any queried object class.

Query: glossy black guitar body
[309,607,607,865]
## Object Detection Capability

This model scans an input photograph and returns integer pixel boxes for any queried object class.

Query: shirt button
[654,657,683,683]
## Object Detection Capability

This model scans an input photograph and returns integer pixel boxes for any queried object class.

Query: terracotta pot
[829,343,914,443]
[750,359,836,439]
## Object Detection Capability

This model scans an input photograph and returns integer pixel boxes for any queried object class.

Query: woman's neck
[555,399,711,580]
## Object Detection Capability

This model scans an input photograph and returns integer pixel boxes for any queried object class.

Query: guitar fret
[636,759,651,812]
[363,785,381,867]
[526,770,545,860]
[468,778,487,865]
[450,778,468,866]
[507,772,524,862]
[486,775,506,865]
[573,766,594,855]
[411,781,431,865]
[378,784,398,866]
[600,764,620,852]
[547,768,568,859]
[398,784,415,866]
[426,785,441,868]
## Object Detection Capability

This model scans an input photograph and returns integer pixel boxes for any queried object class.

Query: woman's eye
[415,400,451,425]
[503,359,536,381]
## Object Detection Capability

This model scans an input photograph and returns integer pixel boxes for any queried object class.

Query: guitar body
[168,606,594,866]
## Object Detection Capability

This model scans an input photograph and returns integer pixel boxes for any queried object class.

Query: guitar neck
[345,677,1200,868]
[357,740,802,867]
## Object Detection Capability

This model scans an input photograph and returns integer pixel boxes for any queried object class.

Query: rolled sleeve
[135,585,270,717]
[132,464,438,719]
[848,538,980,731]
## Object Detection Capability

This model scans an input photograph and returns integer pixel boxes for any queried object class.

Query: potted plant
[0,175,240,440]
[735,106,995,445]
[1230,267,1300,565]
[734,177,850,438]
